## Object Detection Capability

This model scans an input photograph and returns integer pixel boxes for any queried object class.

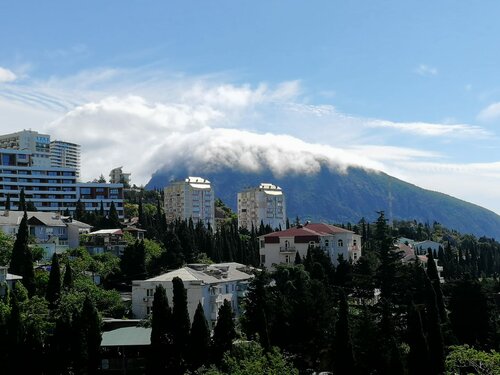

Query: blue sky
[1,1,500,214]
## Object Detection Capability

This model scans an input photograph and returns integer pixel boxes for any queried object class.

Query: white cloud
[477,102,500,122]
[0,67,17,83]
[415,64,438,77]
[367,119,491,138]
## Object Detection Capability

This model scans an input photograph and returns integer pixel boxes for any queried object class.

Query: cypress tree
[172,277,191,373]
[108,201,120,228]
[18,188,26,211]
[7,294,24,373]
[426,250,447,323]
[424,276,445,374]
[5,193,10,210]
[46,253,61,309]
[406,302,429,375]
[212,299,236,365]
[75,199,85,221]
[187,302,210,371]
[75,296,102,375]
[99,200,104,217]
[149,284,173,374]
[63,261,74,290]
[9,211,35,296]
[333,289,355,375]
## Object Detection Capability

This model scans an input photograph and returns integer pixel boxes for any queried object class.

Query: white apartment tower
[50,140,81,177]
[109,166,131,186]
[238,183,286,231]
[164,177,215,228]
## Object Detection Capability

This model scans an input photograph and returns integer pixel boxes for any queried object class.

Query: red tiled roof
[262,223,354,239]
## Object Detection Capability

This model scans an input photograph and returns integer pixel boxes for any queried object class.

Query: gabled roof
[262,222,354,239]
[143,262,255,284]
[0,211,79,227]
[88,229,123,235]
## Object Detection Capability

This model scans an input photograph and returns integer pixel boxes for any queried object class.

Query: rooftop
[262,222,354,238]
[101,327,151,347]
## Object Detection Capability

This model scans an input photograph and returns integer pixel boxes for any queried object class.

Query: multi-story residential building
[238,183,286,231]
[164,176,215,228]
[132,262,254,327]
[0,148,124,218]
[50,140,81,177]
[84,229,126,256]
[0,210,91,259]
[0,266,22,296]
[259,222,362,269]
[0,130,51,167]
[109,166,131,186]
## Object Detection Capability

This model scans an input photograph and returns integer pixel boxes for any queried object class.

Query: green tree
[149,284,173,374]
[9,211,35,296]
[424,276,445,374]
[212,299,236,365]
[406,302,429,375]
[75,199,85,221]
[332,289,355,375]
[172,276,191,373]
[18,188,26,211]
[63,260,74,290]
[46,253,62,309]
[108,201,121,228]
[445,345,500,375]
[5,193,10,210]
[6,294,24,373]
[188,302,210,371]
[74,296,102,374]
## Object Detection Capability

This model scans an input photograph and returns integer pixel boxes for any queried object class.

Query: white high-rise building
[0,130,51,167]
[109,166,131,186]
[164,177,215,228]
[50,140,81,177]
[237,183,286,231]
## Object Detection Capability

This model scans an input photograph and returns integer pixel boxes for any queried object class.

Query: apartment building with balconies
[237,183,286,232]
[50,140,81,176]
[164,176,215,228]
[132,262,255,327]
[259,222,361,269]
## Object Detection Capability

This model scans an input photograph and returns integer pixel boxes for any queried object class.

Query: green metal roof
[101,327,151,347]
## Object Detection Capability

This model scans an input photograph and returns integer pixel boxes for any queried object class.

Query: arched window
[284,240,290,249]
[338,239,343,247]
[325,239,329,247]
[353,239,357,246]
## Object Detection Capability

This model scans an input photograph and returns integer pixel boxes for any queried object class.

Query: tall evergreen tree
[426,250,447,323]
[6,294,24,373]
[424,276,445,374]
[172,277,191,373]
[149,284,173,374]
[332,289,355,375]
[108,201,121,228]
[18,188,26,211]
[74,296,102,375]
[63,261,74,290]
[187,302,210,371]
[5,193,10,210]
[9,211,35,296]
[46,253,61,309]
[75,199,85,221]
[212,299,236,365]
[406,302,429,375]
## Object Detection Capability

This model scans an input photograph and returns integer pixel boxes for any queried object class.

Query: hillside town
[0,129,498,374]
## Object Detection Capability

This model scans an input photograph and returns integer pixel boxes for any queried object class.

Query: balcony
[279,246,296,253]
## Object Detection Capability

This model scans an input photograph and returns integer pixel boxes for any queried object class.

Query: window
[325,239,329,247]
[338,239,343,247]
[80,187,91,194]
[146,288,154,297]
[284,240,290,249]
[146,306,151,315]
[285,255,291,263]
[260,240,265,249]
[260,254,266,265]
[353,239,357,246]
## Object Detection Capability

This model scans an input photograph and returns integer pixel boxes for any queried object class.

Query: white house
[0,266,22,296]
[0,211,91,260]
[132,262,255,327]
[259,222,361,269]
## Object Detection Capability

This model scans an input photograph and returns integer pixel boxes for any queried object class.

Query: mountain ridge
[146,165,500,239]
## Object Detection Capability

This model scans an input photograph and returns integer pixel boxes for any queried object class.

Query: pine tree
[212,299,236,365]
[172,276,191,373]
[9,211,35,296]
[424,276,445,374]
[46,253,61,309]
[149,285,173,374]
[333,289,355,375]
[294,251,302,265]
[426,250,447,323]
[187,302,210,371]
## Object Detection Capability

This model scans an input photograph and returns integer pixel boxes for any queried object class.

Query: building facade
[164,177,215,228]
[0,130,52,167]
[259,222,362,269]
[132,262,254,327]
[0,148,124,218]
[109,166,131,186]
[50,140,81,176]
[237,183,286,232]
